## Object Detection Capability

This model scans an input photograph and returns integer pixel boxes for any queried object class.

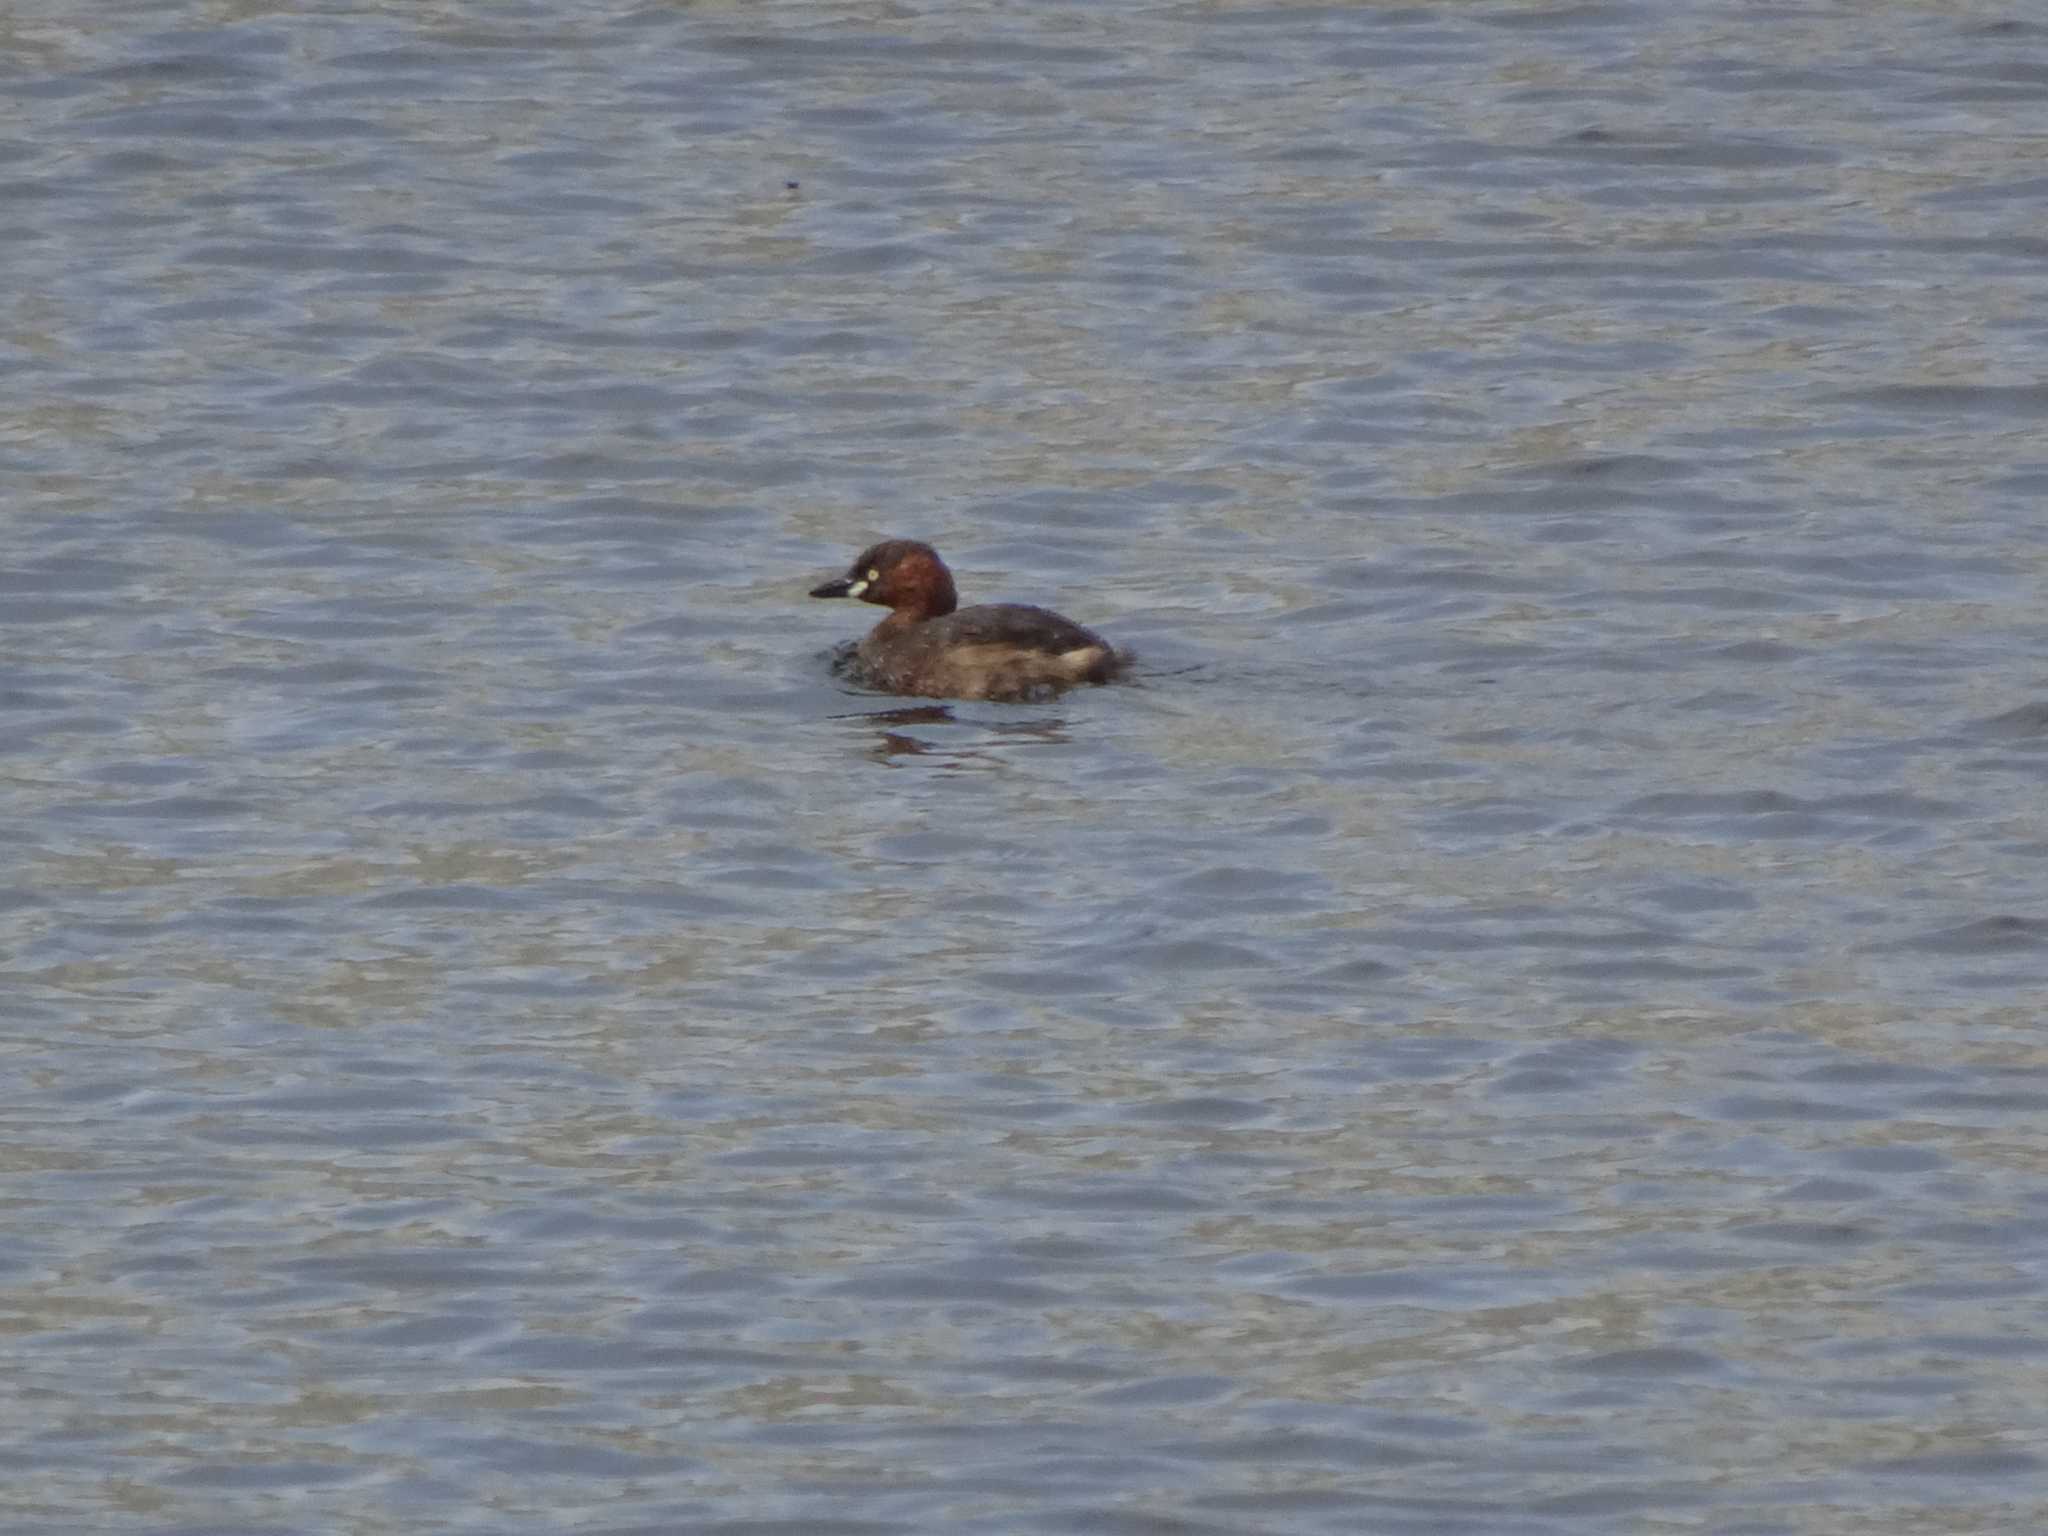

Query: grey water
[6,2,2048,1532]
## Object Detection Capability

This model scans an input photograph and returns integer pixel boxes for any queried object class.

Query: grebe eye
[867,568,879,582]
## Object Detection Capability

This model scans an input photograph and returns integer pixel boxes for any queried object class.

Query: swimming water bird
[809,539,1122,702]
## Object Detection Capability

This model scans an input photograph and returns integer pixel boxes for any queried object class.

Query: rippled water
[7,2,2048,1531]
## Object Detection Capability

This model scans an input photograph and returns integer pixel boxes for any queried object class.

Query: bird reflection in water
[825,704,1075,766]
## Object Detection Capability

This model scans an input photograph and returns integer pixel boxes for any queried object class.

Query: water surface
[5,2,2048,1532]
